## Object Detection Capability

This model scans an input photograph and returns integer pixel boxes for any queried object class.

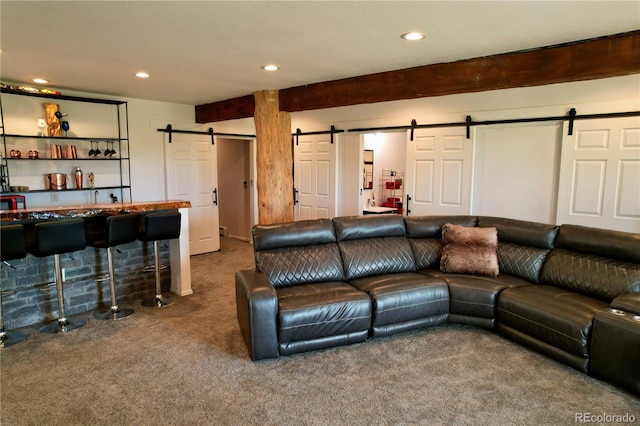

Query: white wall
[127,98,194,202]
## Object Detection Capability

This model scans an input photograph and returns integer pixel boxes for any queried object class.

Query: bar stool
[0,224,29,347]
[139,211,181,308]
[89,214,138,320]
[32,218,87,334]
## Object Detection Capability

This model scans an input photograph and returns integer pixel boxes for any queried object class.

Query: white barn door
[294,133,337,220]
[164,129,221,254]
[473,123,560,223]
[405,127,474,216]
[556,117,640,233]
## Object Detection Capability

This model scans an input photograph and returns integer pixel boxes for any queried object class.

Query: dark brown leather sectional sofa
[235,215,640,395]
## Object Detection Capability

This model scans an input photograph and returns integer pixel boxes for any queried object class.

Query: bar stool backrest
[1,224,27,261]
[34,219,86,257]
[139,211,181,242]
[92,214,140,248]
[108,214,141,246]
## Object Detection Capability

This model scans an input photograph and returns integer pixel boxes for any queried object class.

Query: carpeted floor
[1,237,638,425]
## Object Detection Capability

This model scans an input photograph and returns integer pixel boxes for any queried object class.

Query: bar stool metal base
[141,295,174,308]
[0,330,28,348]
[94,306,134,320]
[39,318,86,334]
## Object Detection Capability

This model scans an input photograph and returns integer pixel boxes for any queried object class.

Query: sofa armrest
[610,293,640,316]
[235,270,279,361]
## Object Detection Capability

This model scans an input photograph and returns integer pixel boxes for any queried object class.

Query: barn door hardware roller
[158,124,256,144]
[293,125,343,145]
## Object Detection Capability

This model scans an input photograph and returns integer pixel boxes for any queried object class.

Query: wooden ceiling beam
[195,30,640,123]
[195,94,255,124]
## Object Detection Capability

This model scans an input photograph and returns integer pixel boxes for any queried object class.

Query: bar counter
[1,200,193,329]
[0,200,191,222]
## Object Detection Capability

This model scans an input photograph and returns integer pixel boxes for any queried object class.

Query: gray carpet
[1,237,638,425]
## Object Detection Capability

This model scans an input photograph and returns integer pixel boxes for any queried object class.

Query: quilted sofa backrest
[478,216,559,283]
[333,215,416,280]
[404,215,478,270]
[252,219,344,288]
[540,224,640,301]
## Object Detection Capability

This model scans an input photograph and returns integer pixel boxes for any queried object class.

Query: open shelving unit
[0,87,131,205]
[380,169,404,214]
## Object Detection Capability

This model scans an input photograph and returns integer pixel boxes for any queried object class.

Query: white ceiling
[1,1,639,106]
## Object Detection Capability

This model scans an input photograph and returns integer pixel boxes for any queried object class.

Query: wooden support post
[253,90,293,224]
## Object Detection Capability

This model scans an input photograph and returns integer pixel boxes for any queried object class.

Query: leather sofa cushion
[256,243,344,288]
[420,269,530,319]
[555,224,640,263]
[348,272,449,327]
[277,282,371,344]
[611,292,640,315]
[339,236,416,280]
[478,216,559,249]
[446,277,504,319]
[540,248,640,302]
[253,218,337,251]
[404,215,478,238]
[498,242,550,283]
[333,215,406,241]
[497,285,608,357]
[410,237,441,270]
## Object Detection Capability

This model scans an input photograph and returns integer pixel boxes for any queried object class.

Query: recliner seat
[334,215,449,338]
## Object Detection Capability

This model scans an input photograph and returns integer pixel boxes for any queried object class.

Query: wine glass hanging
[61,121,70,137]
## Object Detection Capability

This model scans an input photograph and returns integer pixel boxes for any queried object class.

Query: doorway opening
[217,138,254,241]
[361,132,407,212]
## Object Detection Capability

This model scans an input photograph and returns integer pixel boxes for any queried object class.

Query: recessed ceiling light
[32,78,48,84]
[261,65,279,71]
[401,32,425,41]
[135,71,150,78]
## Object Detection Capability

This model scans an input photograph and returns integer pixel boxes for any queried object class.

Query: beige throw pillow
[440,223,499,276]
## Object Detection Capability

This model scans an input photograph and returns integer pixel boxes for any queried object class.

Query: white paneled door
[556,117,640,233]
[405,127,474,216]
[294,133,337,220]
[164,129,220,254]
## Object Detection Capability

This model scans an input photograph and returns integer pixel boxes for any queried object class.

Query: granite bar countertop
[0,200,191,223]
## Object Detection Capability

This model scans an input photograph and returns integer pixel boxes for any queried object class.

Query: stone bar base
[1,200,192,329]
[1,240,170,329]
